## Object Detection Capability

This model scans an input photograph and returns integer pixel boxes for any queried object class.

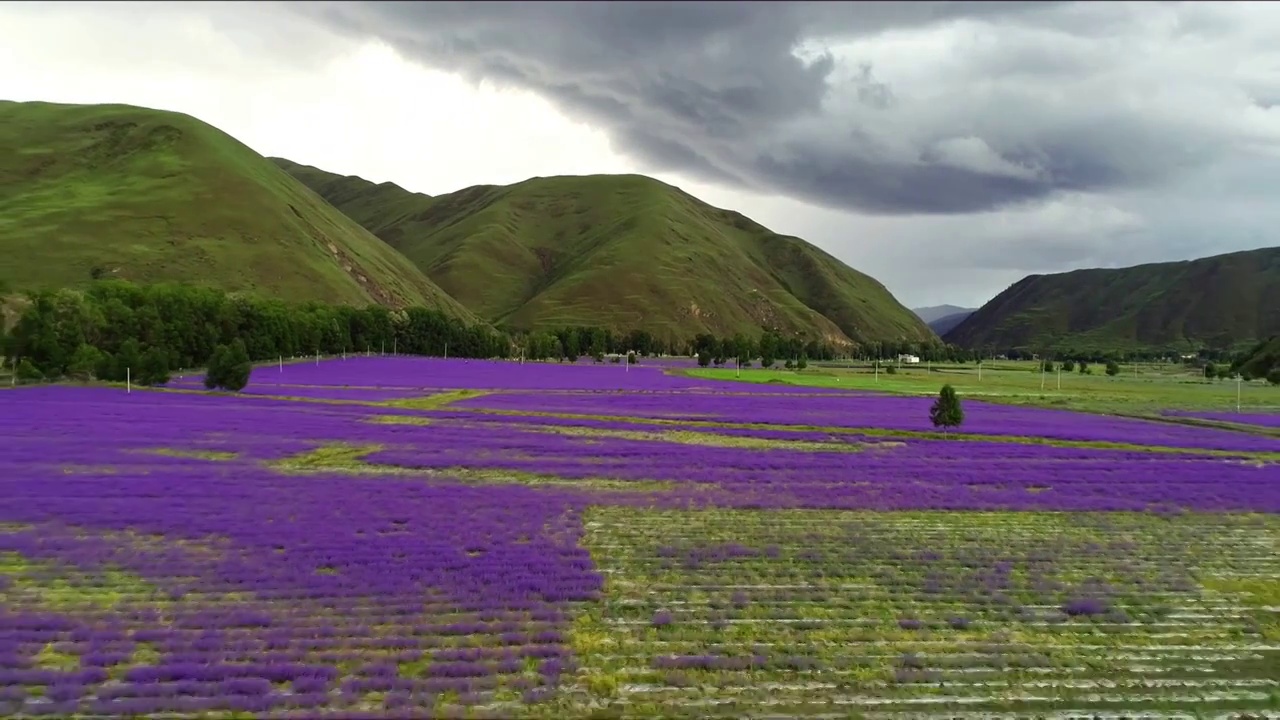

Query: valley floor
[1,357,1278,717]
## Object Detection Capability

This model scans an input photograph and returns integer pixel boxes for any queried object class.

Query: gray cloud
[267,1,1280,306]
[284,1,1280,218]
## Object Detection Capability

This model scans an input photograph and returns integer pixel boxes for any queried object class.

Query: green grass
[688,360,1280,418]
[0,101,475,316]
[274,159,932,344]
[945,246,1280,352]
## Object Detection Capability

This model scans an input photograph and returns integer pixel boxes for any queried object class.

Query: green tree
[1203,362,1217,380]
[1062,360,1075,372]
[1078,362,1090,375]
[136,347,171,386]
[1216,366,1232,381]
[15,359,44,382]
[1042,359,1055,373]
[203,341,250,391]
[797,356,808,370]
[626,351,637,365]
[66,343,105,381]
[116,339,143,383]
[221,340,252,391]
[1105,360,1121,377]
[204,345,230,390]
[696,351,711,367]
[784,359,794,370]
[1268,368,1280,386]
[929,384,964,436]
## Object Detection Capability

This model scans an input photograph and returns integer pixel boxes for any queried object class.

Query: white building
[898,354,920,364]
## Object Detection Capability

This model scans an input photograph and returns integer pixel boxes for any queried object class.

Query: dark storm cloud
[274,0,1280,305]
[290,0,1228,215]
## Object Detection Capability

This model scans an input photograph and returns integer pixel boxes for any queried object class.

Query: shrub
[929,384,964,435]
[15,359,43,382]
[1105,360,1120,376]
[1061,360,1075,372]
[1269,368,1280,386]
[696,351,711,368]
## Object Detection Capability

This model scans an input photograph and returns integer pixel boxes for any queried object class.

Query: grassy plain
[687,359,1278,418]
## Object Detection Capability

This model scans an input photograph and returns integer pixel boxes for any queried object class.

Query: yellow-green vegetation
[275,158,932,343]
[687,360,1280,417]
[559,508,1280,716]
[380,389,490,411]
[532,424,883,452]
[0,101,474,315]
[0,551,156,609]
[138,447,238,461]
[945,246,1280,352]
[268,443,393,474]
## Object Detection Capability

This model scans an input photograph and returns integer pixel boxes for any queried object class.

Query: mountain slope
[913,305,975,324]
[927,310,975,336]
[0,101,474,318]
[273,159,933,344]
[945,247,1280,351]
[1235,336,1280,379]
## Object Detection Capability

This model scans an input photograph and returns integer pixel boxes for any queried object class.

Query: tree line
[0,281,859,386]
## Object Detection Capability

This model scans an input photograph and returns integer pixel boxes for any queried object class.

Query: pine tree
[929,384,964,436]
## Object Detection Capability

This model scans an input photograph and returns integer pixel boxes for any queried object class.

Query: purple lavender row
[455,389,1280,452]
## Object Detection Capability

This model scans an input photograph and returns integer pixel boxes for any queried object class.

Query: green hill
[1234,336,1280,380]
[0,101,474,318]
[272,159,933,345]
[945,247,1280,352]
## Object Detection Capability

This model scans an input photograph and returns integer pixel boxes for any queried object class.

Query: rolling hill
[0,101,474,318]
[273,159,934,345]
[945,247,1280,352]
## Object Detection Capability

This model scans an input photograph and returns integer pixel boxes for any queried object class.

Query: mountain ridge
[945,246,1280,352]
[273,158,936,345]
[0,100,476,320]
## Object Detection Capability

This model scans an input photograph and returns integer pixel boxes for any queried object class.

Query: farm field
[690,360,1280,420]
[2,356,1279,718]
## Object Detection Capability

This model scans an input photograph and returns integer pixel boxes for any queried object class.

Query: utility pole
[279,356,283,372]
[315,350,319,366]
[444,343,448,360]
[1057,367,1061,391]
[874,359,879,382]
[1237,375,1242,413]
[1040,360,1046,391]
[126,367,131,394]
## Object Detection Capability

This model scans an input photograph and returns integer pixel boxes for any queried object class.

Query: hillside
[945,247,1280,352]
[273,159,933,344]
[0,101,475,318]
[1235,336,1280,380]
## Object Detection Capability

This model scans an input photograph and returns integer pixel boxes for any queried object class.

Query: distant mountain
[927,310,975,337]
[913,305,976,324]
[274,158,936,345]
[0,101,475,318]
[945,247,1280,352]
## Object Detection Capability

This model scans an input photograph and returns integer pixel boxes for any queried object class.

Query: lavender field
[3,356,1279,718]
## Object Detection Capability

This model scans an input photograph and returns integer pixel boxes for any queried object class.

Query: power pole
[126,367,131,394]
[1237,376,1242,413]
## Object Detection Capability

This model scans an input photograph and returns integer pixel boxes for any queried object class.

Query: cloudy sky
[2,1,1278,308]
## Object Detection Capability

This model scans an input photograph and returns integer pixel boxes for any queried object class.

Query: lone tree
[1204,362,1217,380]
[1105,360,1121,377]
[696,351,711,367]
[204,340,251,392]
[1268,368,1280,386]
[930,384,964,436]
